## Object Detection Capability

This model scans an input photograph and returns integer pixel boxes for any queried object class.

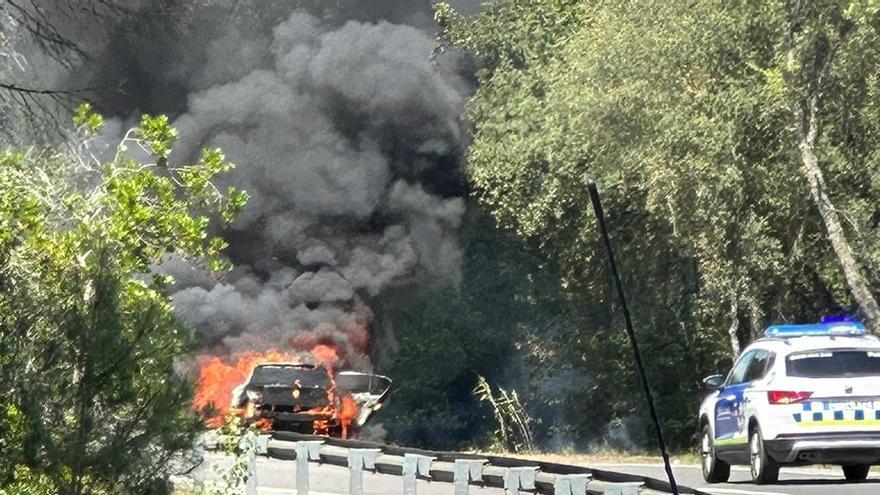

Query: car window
[727,350,757,385]
[744,350,774,382]
[786,349,880,378]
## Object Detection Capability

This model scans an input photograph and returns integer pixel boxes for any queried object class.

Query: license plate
[829,400,880,411]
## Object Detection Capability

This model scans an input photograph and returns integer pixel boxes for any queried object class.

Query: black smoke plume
[8,0,484,368]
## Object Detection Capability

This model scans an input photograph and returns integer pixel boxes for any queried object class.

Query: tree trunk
[747,296,764,341]
[727,297,741,359]
[783,6,880,330]
[796,93,880,328]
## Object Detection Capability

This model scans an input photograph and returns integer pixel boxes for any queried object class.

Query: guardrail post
[402,453,435,495]
[293,440,324,495]
[553,474,591,495]
[255,434,269,455]
[602,482,642,495]
[239,431,259,495]
[245,435,269,495]
[347,448,381,495]
[452,459,487,495]
[503,466,539,495]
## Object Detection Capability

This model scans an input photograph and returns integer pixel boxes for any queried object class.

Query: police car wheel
[701,424,730,483]
[749,426,779,484]
[842,464,870,482]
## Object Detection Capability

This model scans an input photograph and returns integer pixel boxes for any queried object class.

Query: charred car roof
[246,363,330,388]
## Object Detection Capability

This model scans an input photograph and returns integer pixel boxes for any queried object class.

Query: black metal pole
[586,181,680,495]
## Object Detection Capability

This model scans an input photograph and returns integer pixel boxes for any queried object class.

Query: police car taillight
[767,390,813,404]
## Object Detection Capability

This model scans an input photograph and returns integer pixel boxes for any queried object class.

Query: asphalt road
[184,454,880,494]
[185,453,508,495]
[602,463,880,495]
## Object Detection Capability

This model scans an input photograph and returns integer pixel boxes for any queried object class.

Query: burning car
[230,362,391,438]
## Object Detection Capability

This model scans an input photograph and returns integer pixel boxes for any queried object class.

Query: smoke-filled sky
[9,0,484,369]
[165,8,470,370]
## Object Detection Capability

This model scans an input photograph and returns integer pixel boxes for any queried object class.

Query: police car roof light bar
[763,321,866,338]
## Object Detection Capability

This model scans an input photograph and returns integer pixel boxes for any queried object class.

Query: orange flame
[193,349,300,425]
[194,343,363,437]
[310,344,340,368]
[338,396,358,438]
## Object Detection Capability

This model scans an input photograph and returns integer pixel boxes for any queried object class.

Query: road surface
[185,453,508,495]
[184,453,880,494]
[602,463,880,495]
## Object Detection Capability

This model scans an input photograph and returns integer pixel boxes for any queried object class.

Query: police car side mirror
[703,374,725,390]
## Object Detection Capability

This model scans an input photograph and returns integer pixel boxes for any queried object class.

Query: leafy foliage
[0,107,246,493]
[187,417,260,495]
[438,0,880,449]
[380,205,564,450]
[72,104,105,134]
[138,114,179,161]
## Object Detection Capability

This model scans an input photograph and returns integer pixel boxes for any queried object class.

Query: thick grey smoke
[159,10,468,368]
[3,0,479,369]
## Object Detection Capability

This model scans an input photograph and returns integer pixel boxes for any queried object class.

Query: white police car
[699,320,880,484]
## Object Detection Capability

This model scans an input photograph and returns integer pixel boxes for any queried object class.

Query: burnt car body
[230,363,391,436]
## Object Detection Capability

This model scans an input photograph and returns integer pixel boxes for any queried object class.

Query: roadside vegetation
[433,0,880,451]
[3,2,880,492]
[0,107,246,494]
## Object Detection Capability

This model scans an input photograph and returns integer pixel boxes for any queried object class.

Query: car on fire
[699,319,880,484]
[230,363,391,438]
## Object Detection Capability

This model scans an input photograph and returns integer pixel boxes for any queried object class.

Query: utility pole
[587,181,680,495]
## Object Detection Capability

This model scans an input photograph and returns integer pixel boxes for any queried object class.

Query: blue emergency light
[764,320,866,338]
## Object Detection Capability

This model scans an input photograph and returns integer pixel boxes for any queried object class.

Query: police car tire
[749,426,779,484]
[842,464,870,482]
[701,424,730,483]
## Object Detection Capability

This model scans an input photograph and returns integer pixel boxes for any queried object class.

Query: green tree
[438,0,880,448]
[380,205,567,450]
[781,0,880,327]
[0,106,247,494]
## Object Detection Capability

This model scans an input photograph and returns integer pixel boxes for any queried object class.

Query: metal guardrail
[210,431,711,495]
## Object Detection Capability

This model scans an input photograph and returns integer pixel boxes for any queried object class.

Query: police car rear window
[786,350,880,378]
